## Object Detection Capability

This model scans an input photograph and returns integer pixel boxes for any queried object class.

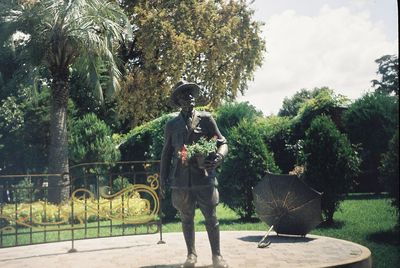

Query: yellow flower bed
[1,192,153,227]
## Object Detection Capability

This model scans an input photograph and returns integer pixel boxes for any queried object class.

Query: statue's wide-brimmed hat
[171,81,200,105]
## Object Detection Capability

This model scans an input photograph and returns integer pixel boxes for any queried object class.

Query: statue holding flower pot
[180,136,218,171]
[160,81,229,268]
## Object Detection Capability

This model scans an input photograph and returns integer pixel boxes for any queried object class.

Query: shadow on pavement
[140,265,212,268]
[0,243,154,262]
[238,234,315,244]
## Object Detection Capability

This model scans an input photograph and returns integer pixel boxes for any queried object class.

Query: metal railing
[0,161,165,251]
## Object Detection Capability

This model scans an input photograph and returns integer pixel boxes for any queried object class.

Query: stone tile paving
[0,231,371,268]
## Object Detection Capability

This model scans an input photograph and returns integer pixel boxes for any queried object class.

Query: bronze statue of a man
[160,81,229,268]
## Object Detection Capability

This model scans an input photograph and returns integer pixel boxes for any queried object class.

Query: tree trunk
[47,79,70,204]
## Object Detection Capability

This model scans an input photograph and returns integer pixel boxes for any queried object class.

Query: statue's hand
[204,153,224,170]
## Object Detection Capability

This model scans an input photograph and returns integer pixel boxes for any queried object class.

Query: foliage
[372,54,399,96]
[260,115,297,173]
[278,88,314,117]
[69,113,120,165]
[278,87,348,118]
[0,96,25,173]
[112,176,131,194]
[270,88,350,174]
[293,87,349,138]
[302,115,360,223]
[117,0,265,127]
[0,0,131,203]
[184,137,217,160]
[0,0,131,102]
[13,177,38,203]
[120,113,176,161]
[120,113,177,221]
[343,92,398,192]
[0,85,51,174]
[68,71,124,133]
[379,130,399,215]
[218,120,280,220]
[0,96,24,133]
[1,194,150,225]
[215,101,262,137]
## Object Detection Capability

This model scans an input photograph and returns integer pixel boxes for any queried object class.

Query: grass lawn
[163,193,399,268]
[2,193,398,267]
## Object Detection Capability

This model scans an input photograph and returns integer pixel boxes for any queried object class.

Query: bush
[343,92,398,192]
[215,101,262,137]
[13,178,38,203]
[120,113,177,221]
[302,115,360,223]
[293,88,349,139]
[69,113,120,165]
[260,116,297,173]
[218,120,280,220]
[379,130,399,216]
[120,113,176,161]
[1,195,151,225]
[112,176,131,194]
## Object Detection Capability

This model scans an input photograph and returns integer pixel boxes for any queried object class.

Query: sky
[237,0,398,115]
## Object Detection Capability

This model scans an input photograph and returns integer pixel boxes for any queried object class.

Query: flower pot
[195,154,206,169]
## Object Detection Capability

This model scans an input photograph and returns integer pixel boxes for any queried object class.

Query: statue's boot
[212,255,229,268]
[183,253,197,268]
[206,223,229,268]
[182,221,197,268]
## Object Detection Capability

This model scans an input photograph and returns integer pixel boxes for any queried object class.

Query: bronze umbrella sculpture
[253,172,323,247]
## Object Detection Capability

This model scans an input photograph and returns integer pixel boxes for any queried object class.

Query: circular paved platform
[0,231,371,268]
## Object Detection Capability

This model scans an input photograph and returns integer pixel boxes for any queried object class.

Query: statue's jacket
[160,110,227,189]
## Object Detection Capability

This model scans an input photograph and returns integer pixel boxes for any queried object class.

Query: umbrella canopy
[253,172,322,236]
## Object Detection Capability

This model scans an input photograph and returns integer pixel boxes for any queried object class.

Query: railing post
[67,173,77,253]
[157,184,166,245]
[0,161,163,249]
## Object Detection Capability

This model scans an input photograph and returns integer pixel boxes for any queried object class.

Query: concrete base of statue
[0,231,371,268]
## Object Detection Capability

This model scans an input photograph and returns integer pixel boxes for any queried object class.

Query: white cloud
[238,5,398,115]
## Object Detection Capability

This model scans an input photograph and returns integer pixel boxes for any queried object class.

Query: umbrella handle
[258,225,274,248]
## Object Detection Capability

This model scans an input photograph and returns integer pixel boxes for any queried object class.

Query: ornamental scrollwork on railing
[0,174,160,232]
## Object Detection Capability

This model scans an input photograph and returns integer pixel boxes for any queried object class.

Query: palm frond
[1,0,131,103]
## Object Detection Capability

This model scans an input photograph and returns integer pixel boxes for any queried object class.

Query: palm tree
[0,0,131,203]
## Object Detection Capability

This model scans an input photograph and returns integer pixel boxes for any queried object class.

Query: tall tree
[0,0,131,203]
[343,92,398,192]
[372,54,399,96]
[278,87,348,118]
[117,0,265,127]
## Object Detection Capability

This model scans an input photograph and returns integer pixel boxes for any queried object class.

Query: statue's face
[178,92,195,110]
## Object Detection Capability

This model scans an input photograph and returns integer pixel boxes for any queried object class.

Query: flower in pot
[178,137,217,169]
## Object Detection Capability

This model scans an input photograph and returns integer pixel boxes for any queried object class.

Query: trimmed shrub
[120,113,177,221]
[218,120,280,221]
[302,115,360,223]
[293,88,349,139]
[120,113,176,161]
[260,115,297,173]
[215,101,262,137]
[69,113,120,165]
